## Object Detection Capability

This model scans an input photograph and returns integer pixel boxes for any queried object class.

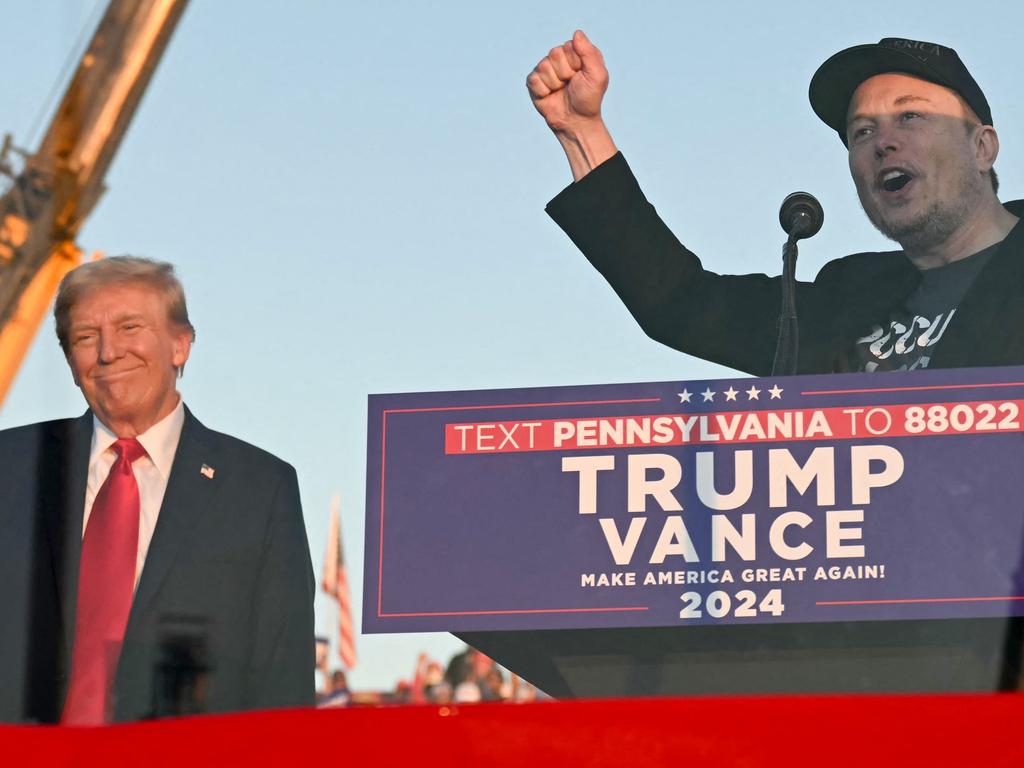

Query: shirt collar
[90,398,186,478]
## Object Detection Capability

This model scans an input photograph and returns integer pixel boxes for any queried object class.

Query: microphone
[772,192,823,376]
[779,192,824,240]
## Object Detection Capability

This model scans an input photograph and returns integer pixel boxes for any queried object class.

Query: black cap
[809,38,992,145]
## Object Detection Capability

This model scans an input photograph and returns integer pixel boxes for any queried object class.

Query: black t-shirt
[852,243,999,372]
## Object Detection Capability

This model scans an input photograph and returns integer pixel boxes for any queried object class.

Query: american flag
[322,495,357,669]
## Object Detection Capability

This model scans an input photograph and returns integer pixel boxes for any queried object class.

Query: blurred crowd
[316,645,546,707]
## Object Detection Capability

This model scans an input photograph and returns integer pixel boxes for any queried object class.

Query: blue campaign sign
[362,366,1024,634]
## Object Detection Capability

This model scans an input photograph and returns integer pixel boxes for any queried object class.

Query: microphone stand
[771,191,822,376]
[771,231,801,376]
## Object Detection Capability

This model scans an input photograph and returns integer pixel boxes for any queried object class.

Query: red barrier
[4,693,1024,767]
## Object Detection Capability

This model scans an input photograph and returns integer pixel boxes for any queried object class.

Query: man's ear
[172,329,192,371]
[975,125,999,173]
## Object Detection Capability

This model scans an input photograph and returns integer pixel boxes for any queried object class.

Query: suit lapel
[929,215,1024,368]
[46,412,93,662]
[128,407,220,620]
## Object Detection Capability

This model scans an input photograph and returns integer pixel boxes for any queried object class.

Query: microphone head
[779,191,824,239]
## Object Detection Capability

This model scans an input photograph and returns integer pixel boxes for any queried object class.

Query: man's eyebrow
[847,94,934,126]
[893,94,932,106]
[69,312,146,331]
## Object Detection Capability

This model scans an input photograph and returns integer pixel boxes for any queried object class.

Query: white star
[724,387,738,401]
[746,386,761,400]
[768,385,784,399]
[678,389,692,403]
[701,387,716,402]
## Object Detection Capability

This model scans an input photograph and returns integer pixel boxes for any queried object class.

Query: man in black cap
[528,32,1023,373]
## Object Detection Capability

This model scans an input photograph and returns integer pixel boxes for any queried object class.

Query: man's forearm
[556,119,618,181]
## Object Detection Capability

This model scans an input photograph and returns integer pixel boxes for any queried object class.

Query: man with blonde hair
[0,256,314,724]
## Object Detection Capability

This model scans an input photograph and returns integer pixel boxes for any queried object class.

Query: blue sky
[2,0,1022,690]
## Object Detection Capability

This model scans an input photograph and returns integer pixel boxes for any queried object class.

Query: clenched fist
[527,30,616,180]
[527,30,608,131]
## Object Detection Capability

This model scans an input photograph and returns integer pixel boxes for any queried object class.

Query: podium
[460,617,1022,698]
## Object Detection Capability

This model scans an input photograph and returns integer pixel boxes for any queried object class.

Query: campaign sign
[363,366,1024,634]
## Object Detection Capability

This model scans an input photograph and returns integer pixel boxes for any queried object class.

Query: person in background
[318,670,350,708]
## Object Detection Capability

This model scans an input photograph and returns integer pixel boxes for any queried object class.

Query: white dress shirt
[83,399,186,589]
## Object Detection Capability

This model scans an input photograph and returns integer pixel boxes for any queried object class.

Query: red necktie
[62,438,147,726]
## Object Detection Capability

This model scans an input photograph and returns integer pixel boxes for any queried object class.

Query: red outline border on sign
[376,397,660,619]
[376,379,1024,621]
[806,377,1024,610]
[817,596,1024,606]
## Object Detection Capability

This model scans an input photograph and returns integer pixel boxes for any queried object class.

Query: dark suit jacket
[0,407,315,723]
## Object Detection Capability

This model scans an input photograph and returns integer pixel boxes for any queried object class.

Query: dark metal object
[150,614,211,719]
[772,192,823,375]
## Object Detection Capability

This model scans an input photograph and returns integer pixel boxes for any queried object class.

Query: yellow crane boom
[0,0,189,405]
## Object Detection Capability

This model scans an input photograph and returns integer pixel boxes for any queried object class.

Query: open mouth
[880,169,913,192]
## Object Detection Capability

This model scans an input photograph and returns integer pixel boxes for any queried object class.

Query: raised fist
[527,30,609,133]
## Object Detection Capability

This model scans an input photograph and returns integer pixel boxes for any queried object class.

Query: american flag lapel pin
[200,463,215,480]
